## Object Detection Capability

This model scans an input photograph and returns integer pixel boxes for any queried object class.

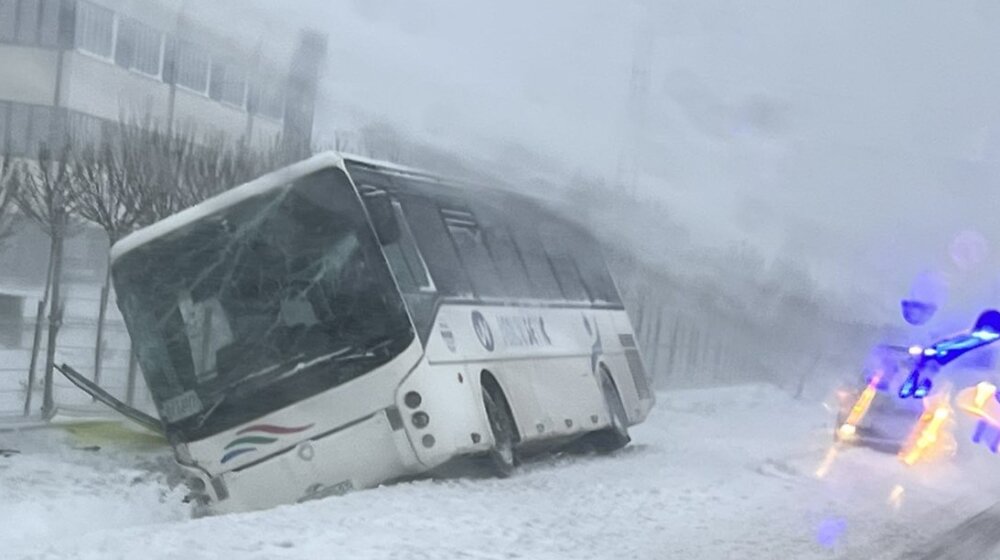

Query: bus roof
[111,150,568,263]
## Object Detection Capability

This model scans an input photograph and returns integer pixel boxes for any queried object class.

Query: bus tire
[590,369,631,453]
[482,379,517,477]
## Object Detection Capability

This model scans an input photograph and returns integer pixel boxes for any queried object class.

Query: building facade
[0,0,304,155]
[0,0,324,417]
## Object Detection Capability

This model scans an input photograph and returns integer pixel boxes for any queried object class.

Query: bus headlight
[404,391,422,409]
[412,412,429,429]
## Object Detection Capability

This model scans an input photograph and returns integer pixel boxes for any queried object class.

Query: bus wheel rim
[485,390,514,463]
[604,378,627,437]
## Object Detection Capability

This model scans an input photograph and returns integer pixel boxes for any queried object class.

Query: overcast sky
[187,0,1000,320]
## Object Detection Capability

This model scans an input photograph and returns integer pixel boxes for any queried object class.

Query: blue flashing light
[972,329,1000,342]
[970,421,1000,454]
[899,372,919,399]
[973,421,987,444]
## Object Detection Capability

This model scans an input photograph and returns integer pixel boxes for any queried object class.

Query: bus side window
[509,222,563,301]
[400,196,474,298]
[565,227,621,305]
[391,201,435,291]
[540,223,591,302]
[369,195,435,294]
[442,208,504,299]
[482,224,533,299]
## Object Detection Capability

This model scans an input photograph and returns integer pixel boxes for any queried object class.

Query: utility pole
[617,0,657,359]
[283,30,327,160]
[616,0,655,198]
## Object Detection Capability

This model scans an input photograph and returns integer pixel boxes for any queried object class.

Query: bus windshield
[112,167,413,442]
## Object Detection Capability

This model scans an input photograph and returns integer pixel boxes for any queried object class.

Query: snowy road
[4,385,1000,560]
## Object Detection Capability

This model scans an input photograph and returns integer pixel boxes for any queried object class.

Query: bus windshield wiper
[191,353,307,431]
[267,340,389,384]
[189,336,401,432]
[328,335,396,361]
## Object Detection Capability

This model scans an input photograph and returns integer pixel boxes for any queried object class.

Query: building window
[209,61,247,108]
[0,0,60,47]
[2,103,62,157]
[115,18,163,77]
[75,0,114,57]
[68,110,112,148]
[15,0,39,44]
[28,104,53,150]
[38,0,57,45]
[0,294,24,348]
[7,103,30,156]
[175,41,210,94]
[0,2,15,42]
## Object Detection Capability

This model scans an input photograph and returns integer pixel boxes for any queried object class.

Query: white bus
[94,152,653,513]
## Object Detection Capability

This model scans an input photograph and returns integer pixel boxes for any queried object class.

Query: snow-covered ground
[3,385,1000,560]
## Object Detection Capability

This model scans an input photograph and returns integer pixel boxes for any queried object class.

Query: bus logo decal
[472,311,495,352]
[221,423,314,464]
[496,315,553,348]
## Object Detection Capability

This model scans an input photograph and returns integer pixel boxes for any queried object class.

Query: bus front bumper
[196,408,422,514]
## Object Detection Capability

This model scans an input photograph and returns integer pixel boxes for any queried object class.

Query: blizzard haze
[8,2,1000,559]
[182,0,1000,322]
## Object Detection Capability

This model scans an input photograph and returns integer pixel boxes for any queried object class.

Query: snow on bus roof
[111,150,558,263]
[340,152,444,181]
[340,152,484,193]
[110,152,344,263]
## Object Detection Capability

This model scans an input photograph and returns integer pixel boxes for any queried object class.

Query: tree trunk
[26,229,57,416]
[22,300,46,416]
[92,260,111,390]
[41,229,65,420]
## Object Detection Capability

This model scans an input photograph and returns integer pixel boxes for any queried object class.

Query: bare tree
[180,133,291,209]
[72,134,151,388]
[15,142,77,419]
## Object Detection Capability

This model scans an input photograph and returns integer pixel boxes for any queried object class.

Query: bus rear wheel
[590,370,631,453]
[482,384,517,477]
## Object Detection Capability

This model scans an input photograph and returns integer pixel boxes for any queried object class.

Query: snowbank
[3,385,1000,559]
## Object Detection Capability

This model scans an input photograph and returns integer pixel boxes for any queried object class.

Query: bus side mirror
[366,195,401,245]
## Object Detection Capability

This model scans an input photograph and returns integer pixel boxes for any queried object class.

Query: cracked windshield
[2,1,1000,559]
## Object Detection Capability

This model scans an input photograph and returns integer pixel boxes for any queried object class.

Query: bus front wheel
[590,369,631,453]
[482,383,517,477]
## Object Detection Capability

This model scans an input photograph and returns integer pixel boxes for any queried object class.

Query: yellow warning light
[899,394,956,466]
[837,378,880,441]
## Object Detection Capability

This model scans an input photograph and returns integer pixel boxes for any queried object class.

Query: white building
[0,0,324,417]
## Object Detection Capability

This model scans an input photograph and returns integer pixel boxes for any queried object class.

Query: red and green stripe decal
[221,424,314,464]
